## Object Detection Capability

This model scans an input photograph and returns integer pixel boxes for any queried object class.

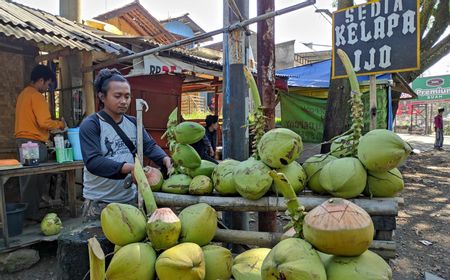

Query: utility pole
[257,0,277,233]
[222,0,250,251]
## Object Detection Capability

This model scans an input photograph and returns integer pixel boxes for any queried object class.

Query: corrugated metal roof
[0,0,132,54]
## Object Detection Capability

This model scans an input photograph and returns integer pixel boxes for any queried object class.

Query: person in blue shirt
[79,68,172,220]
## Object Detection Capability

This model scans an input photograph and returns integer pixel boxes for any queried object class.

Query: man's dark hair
[94,68,128,94]
[30,65,56,83]
[438,108,445,113]
[205,115,219,128]
[94,68,129,108]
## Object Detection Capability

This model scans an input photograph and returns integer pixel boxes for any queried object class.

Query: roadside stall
[0,0,132,251]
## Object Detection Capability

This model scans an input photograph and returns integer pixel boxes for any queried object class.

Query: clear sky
[12,0,450,76]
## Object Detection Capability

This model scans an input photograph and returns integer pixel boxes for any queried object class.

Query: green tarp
[280,88,387,143]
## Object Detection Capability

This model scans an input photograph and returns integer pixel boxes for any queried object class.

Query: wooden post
[82,52,95,116]
[136,99,148,210]
[369,75,377,130]
[66,170,77,217]
[257,0,277,233]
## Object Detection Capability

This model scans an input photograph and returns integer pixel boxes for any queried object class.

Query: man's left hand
[163,157,173,176]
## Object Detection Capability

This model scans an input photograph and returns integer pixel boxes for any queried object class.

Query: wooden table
[0,161,84,248]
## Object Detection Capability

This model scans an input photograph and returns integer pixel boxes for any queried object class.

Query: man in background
[434,108,445,151]
[192,115,219,164]
[15,65,65,220]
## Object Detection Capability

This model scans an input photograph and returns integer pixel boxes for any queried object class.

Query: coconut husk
[303,198,374,256]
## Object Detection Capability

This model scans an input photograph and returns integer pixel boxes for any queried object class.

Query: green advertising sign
[280,93,327,143]
[412,75,450,101]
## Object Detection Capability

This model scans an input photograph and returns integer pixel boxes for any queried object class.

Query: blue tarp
[276,59,392,88]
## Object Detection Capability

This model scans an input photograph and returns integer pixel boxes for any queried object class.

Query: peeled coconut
[358,129,412,172]
[172,144,202,169]
[161,174,192,194]
[156,242,205,280]
[189,175,213,195]
[303,198,374,256]
[106,242,157,280]
[330,135,355,158]
[174,121,206,145]
[261,238,327,280]
[40,213,62,236]
[232,248,271,280]
[101,203,147,246]
[144,167,164,191]
[179,203,217,246]
[234,157,273,200]
[303,154,337,194]
[319,157,367,198]
[186,160,217,178]
[273,161,307,193]
[146,208,181,250]
[257,128,303,169]
[365,168,404,197]
[202,245,233,280]
[325,250,392,280]
[212,159,240,195]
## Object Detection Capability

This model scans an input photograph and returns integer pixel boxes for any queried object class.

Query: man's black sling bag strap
[97,110,137,156]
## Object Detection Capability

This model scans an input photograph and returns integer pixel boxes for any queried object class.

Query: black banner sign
[332,0,420,78]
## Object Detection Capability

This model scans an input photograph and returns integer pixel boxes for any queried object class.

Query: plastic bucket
[67,127,83,160]
[1,203,28,237]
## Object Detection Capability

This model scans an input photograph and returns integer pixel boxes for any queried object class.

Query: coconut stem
[134,156,158,216]
[87,237,105,280]
[244,66,265,159]
[269,170,305,238]
[336,49,364,156]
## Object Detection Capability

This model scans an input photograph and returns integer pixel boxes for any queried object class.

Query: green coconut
[155,242,205,280]
[330,135,355,158]
[101,203,147,246]
[212,159,240,195]
[257,128,303,168]
[232,248,271,280]
[234,157,273,200]
[303,154,337,194]
[358,129,412,172]
[161,174,192,194]
[365,168,404,197]
[317,252,333,267]
[319,157,367,198]
[174,121,206,145]
[179,203,217,246]
[189,175,213,195]
[303,198,374,256]
[273,161,307,194]
[186,160,218,178]
[202,245,233,280]
[106,242,157,280]
[172,144,202,169]
[146,208,181,250]
[261,238,327,280]
[145,167,164,191]
[40,213,62,236]
[325,250,392,280]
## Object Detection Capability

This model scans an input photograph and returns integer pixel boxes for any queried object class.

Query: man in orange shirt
[15,65,65,220]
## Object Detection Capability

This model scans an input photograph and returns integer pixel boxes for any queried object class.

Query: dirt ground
[1,134,449,280]
[391,134,450,280]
